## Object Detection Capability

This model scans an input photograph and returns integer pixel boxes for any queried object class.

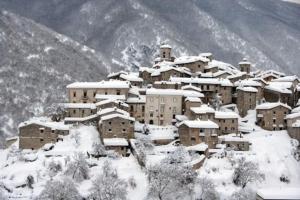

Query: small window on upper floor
[73,92,76,97]
[83,90,87,97]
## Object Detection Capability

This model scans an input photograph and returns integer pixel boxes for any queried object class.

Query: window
[232,120,235,123]
[83,90,87,97]
[161,97,165,103]
[150,97,154,102]
[93,91,96,97]
[51,130,55,133]
[130,105,134,112]
[108,121,112,125]
[73,92,76,97]
[122,122,125,125]
[40,129,44,133]
[200,128,204,133]
[172,107,177,114]
[150,112,154,118]
[122,129,126,132]
[191,137,196,142]
[108,129,112,132]
[273,119,276,123]
[73,110,76,114]
[142,106,145,112]
[160,120,164,125]
[40,139,44,142]
[117,90,121,95]
[160,105,165,112]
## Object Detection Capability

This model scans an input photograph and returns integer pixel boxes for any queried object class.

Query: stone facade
[19,122,69,150]
[127,97,146,123]
[256,103,291,131]
[237,87,257,117]
[214,112,239,135]
[145,90,182,125]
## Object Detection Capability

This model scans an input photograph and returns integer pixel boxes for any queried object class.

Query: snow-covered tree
[197,177,219,200]
[147,149,197,200]
[89,160,128,200]
[48,160,62,177]
[45,103,65,122]
[26,175,34,189]
[212,93,222,111]
[37,178,81,200]
[91,142,106,157]
[64,153,89,182]
[128,176,137,189]
[0,191,7,200]
[231,188,255,200]
[232,157,264,188]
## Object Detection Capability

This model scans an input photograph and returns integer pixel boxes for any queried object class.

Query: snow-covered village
[0,43,300,200]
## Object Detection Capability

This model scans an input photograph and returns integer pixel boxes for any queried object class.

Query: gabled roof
[100,113,134,121]
[95,99,129,107]
[215,111,239,119]
[64,103,96,109]
[256,102,291,110]
[98,107,130,116]
[265,82,292,94]
[234,79,262,87]
[237,86,258,93]
[174,56,209,65]
[19,119,70,130]
[120,73,143,82]
[169,77,233,87]
[178,119,219,129]
[185,97,202,103]
[181,84,202,92]
[190,105,215,114]
[272,75,299,83]
[103,138,129,146]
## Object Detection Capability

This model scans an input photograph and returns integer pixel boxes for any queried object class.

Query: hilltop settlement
[4,45,300,199]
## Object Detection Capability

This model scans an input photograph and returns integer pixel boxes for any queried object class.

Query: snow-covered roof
[206,60,239,74]
[170,77,233,87]
[174,56,209,65]
[126,96,146,103]
[120,73,143,82]
[178,119,219,129]
[265,82,292,94]
[234,79,262,87]
[64,114,99,122]
[154,81,181,85]
[139,67,155,73]
[190,105,215,114]
[256,70,285,79]
[175,115,189,122]
[19,120,70,130]
[64,103,96,109]
[160,44,172,49]
[292,106,300,114]
[237,86,258,93]
[219,135,249,142]
[271,75,299,83]
[186,143,208,152]
[185,97,202,103]
[151,65,191,77]
[292,120,300,128]
[98,107,130,116]
[100,113,135,122]
[199,52,212,58]
[227,72,247,80]
[182,90,204,98]
[285,112,300,119]
[181,84,202,92]
[215,111,239,119]
[67,80,130,89]
[95,99,129,107]
[107,70,128,79]
[95,94,126,101]
[256,102,291,110]
[256,187,300,199]
[103,138,129,146]
[238,58,251,65]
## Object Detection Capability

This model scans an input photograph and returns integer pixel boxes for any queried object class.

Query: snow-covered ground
[0,111,299,199]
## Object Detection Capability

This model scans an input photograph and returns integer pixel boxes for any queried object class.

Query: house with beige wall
[174,56,209,73]
[145,88,183,125]
[256,102,291,131]
[67,80,130,103]
[286,112,300,142]
[103,138,130,157]
[214,111,239,135]
[189,104,215,120]
[95,99,129,112]
[126,95,146,123]
[64,103,97,118]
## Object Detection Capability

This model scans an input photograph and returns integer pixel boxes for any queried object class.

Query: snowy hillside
[0,11,109,145]
[0,0,300,74]
[0,111,299,199]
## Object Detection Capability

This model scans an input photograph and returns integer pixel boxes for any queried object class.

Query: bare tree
[232,157,264,188]
[48,160,62,177]
[36,178,81,200]
[64,153,89,182]
[45,103,65,122]
[197,177,219,200]
[89,160,128,200]
[147,149,197,200]
[26,175,34,189]
[91,142,106,157]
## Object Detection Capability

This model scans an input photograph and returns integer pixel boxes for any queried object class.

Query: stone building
[159,44,173,62]
[153,81,181,89]
[219,135,250,151]
[190,104,215,120]
[64,103,97,118]
[19,121,69,150]
[178,120,219,149]
[214,111,239,135]
[67,80,130,103]
[145,88,183,125]
[184,97,202,117]
[119,73,144,87]
[174,56,209,73]
[237,86,258,117]
[286,112,300,142]
[264,81,294,107]
[238,58,251,74]
[126,95,146,123]
[103,138,130,157]
[98,113,135,140]
[234,79,263,102]
[256,102,291,131]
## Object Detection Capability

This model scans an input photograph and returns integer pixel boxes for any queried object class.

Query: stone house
[264,81,294,107]
[214,111,239,135]
[236,86,258,117]
[119,73,144,87]
[19,121,69,150]
[159,44,173,62]
[184,97,202,117]
[190,104,215,121]
[64,103,97,118]
[126,95,146,123]
[107,71,128,80]
[256,70,285,82]
[219,135,250,151]
[95,99,129,112]
[145,89,183,126]
[98,113,135,140]
[98,107,130,118]
[151,66,191,83]
[103,138,130,157]
[178,120,219,149]
[286,112,300,142]
[234,79,263,101]
[256,102,291,131]
[139,67,155,85]
[238,58,251,74]
[67,80,130,103]
[174,56,209,73]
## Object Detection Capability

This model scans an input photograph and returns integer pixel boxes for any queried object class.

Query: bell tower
[160,44,172,61]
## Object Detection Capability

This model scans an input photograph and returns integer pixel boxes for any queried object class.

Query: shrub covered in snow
[64,153,89,182]
[231,188,255,200]
[37,178,81,200]
[197,177,219,200]
[89,160,128,200]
